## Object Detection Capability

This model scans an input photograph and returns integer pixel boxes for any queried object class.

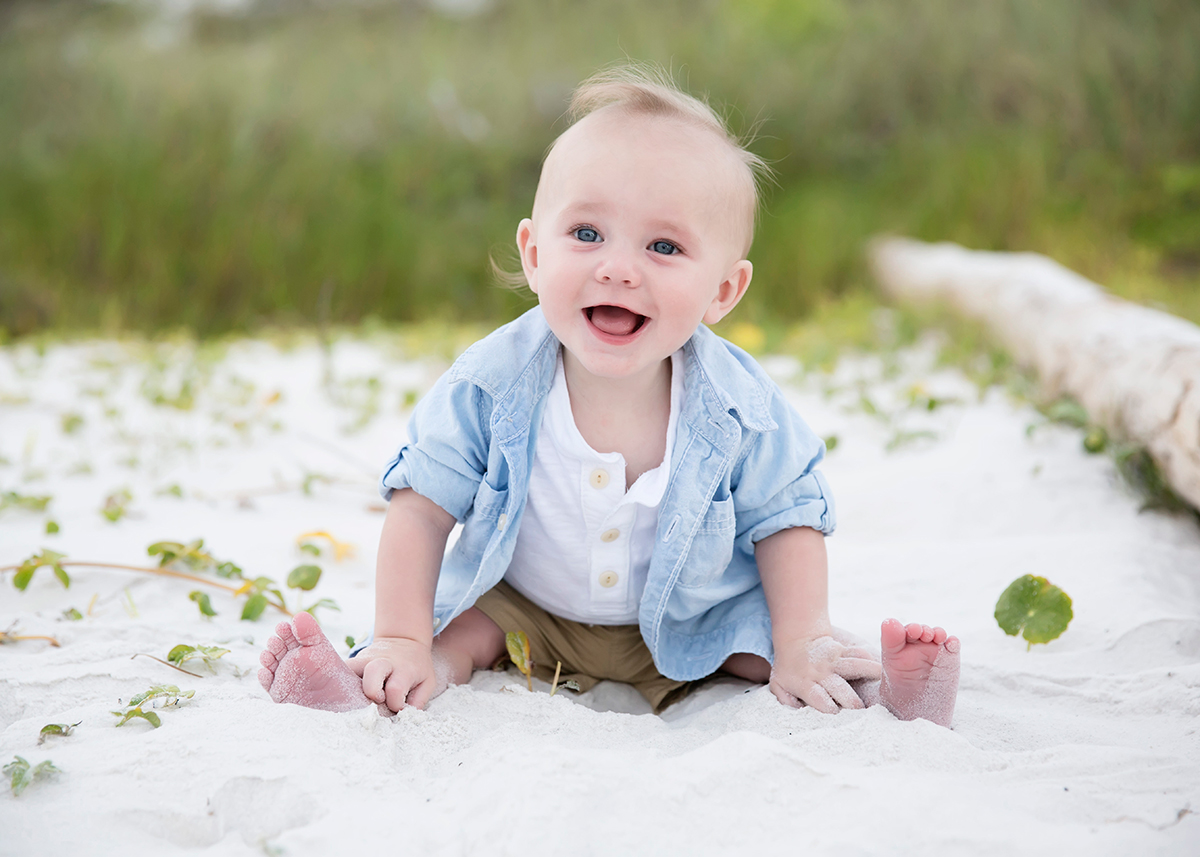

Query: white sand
[1,332,1198,855]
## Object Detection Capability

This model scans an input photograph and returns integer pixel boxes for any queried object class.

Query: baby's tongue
[590,305,641,336]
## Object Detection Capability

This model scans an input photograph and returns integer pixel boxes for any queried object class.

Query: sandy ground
[1,331,1198,856]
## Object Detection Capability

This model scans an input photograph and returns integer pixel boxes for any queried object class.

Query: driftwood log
[869,236,1200,511]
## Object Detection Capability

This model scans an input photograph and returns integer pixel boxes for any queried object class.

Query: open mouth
[586,305,647,337]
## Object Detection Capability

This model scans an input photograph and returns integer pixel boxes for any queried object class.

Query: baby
[259,66,960,726]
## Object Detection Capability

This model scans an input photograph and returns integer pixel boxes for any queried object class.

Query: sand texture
[2,334,1198,855]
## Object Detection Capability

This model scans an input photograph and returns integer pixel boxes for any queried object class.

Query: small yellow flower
[296,530,356,562]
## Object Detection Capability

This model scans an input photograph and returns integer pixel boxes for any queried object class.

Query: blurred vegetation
[0,0,1197,339]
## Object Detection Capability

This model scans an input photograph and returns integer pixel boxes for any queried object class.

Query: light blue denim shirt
[379,307,835,681]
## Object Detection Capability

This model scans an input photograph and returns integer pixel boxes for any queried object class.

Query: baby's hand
[347,637,437,713]
[769,632,882,714]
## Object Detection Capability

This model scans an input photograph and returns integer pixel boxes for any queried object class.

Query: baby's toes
[905,623,925,643]
[259,648,280,670]
[257,666,274,692]
[944,636,961,655]
[276,622,300,651]
[932,626,948,645]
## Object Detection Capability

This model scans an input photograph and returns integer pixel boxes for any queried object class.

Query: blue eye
[650,240,679,255]
[573,227,601,243]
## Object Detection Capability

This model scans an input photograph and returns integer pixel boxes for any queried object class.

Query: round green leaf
[995,574,1074,646]
[287,564,322,591]
[241,593,268,621]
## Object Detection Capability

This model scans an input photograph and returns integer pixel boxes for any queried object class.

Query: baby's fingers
[360,658,394,706]
[820,674,864,710]
[772,675,838,714]
[797,681,839,714]
[835,656,883,681]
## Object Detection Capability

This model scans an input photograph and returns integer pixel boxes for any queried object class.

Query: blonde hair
[564,64,770,219]
[494,63,770,288]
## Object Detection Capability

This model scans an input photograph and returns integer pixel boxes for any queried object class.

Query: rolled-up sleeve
[731,389,835,552]
[378,375,492,522]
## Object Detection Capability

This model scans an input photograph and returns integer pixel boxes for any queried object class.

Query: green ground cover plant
[112,685,194,728]
[3,537,341,620]
[4,756,61,796]
[0,0,1195,338]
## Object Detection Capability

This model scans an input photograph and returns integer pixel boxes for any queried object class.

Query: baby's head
[518,66,769,381]
[535,66,767,257]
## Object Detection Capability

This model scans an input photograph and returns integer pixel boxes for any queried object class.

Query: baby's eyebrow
[558,202,609,220]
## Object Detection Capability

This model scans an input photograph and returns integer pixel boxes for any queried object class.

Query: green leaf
[13,565,34,591]
[344,635,356,649]
[38,722,80,745]
[12,550,68,591]
[302,597,340,618]
[1043,398,1089,428]
[241,592,268,621]
[4,756,61,795]
[188,590,217,617]
[505,631,531,675]
[214,560,243,579]
[823,434,839,452]
[995,574,1074,646]
[168,644,229,671]
[299,543,322,556]
[0,491,52,513]
[113,707,161,728]
[5,756,31,795]
[147,541,185,563]
[1082,426,1108,454]
[45,519,60,535]
[101,489,132,523]
[286,564,322,591]
[167,644,196,665]
[62,607,83,621]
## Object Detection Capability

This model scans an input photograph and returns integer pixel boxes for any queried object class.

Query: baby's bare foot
[879,619,960,728]
[258,612,373,712]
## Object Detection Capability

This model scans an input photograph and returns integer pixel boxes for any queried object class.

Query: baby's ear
[517,219,538,294]
[703,260,753,325]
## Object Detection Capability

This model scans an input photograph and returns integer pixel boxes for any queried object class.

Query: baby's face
[518,110,754,386]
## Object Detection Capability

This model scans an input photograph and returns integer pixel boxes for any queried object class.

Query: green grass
[0,0,1197,338]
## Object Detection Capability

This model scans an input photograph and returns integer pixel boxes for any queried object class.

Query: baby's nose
[596,254,639,286]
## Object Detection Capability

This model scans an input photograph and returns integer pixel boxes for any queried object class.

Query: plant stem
[130,654,202,677]
[0,561,292,616]
[0,633,61,646]
[549,660,562,697]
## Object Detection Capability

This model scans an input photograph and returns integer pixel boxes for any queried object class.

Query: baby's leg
[876,619,960,728]
[259,608,505,712]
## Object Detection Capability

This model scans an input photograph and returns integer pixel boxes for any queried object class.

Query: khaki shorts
[474,580,696,713]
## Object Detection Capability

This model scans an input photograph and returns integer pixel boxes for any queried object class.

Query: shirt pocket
[453,479,509,563]
[674,496,736,589]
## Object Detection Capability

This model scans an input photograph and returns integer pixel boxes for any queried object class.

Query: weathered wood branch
[870,236,1200,510]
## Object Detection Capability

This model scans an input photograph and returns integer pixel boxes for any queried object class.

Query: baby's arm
[756,526,881,712]
[347,487,456,712]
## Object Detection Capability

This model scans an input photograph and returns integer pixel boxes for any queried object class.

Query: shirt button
[598,570,619,588]
[589,468,610,489]
[497,513,507,531]
[600,528,620,543]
